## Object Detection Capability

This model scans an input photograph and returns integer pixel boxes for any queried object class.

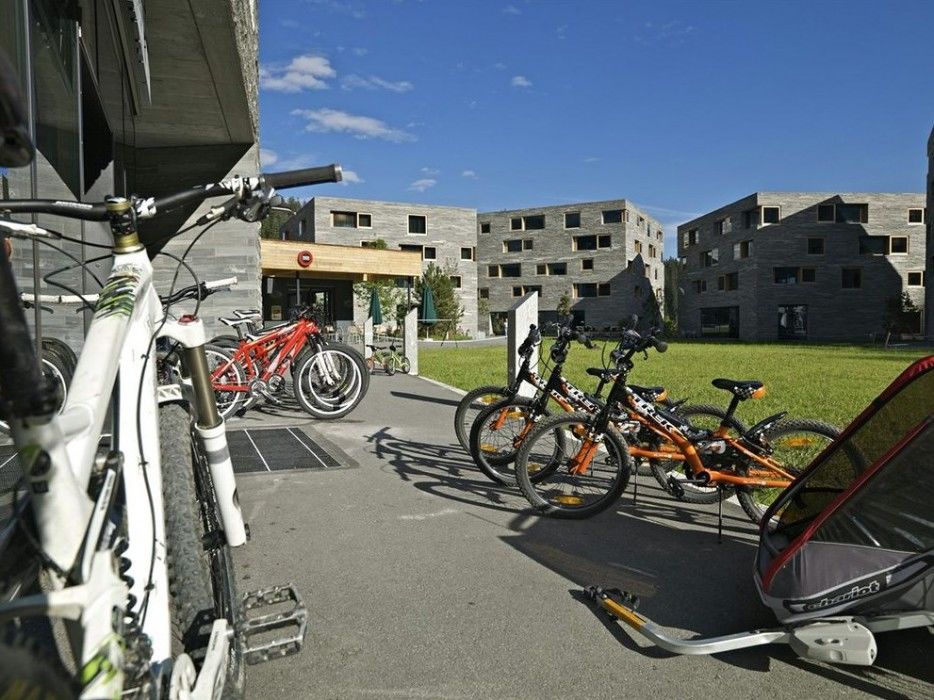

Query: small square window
[715,218,731,235]
[461,246,474,260]
[634,240,643,254]
[332,211,357,228]
[424,246,437,260]
[602,209,623,224]
[510,217,522,231]
[889,237,908,254]
[522,239,533,250]
[565,212,581,228]
[536,263,546,275]
[450,275,462,288]
[807,238,824,255]
[479,222,491,234]
[598,283,611,296]
[478,288,489,299]
[761,206,781,225]
[574,235,597,251]
[774,267,799,285]
[907,271,924,286]
[817,204,835,223]
[501,263,521,277]
[503,240,522,253]
[524,215,545,230]
[581,258,594,271]
[801,267,816,283]
[717,276,725,291]
[842,268,862,289]
[408,215,427,234]
[836,203,868,224]
[512,286,523,297]
[598,235,611,248]
[908,208,925,224]
[358,213,372,228]
[548,263,567,276]
[488,265,500,278]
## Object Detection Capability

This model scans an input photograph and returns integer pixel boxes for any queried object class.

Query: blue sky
[258,0,934,257]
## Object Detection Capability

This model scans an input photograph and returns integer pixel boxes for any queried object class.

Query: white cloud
[268,153,320,171]
[421,166,440,175]
[259,148,279,167]
[339,169,364,185]
[511,75,532,88]
[341,74,414,92]
[408,178,436,192]
[461,170,477,179]
[280,19,300,28]
[260,54,336,92]
[503,4,521,15]
[292,108,416,142]
[353,47,369,56]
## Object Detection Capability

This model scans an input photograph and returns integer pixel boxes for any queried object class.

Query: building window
[602,209,623,224]
[478,288,489,299]
[598,283,611,296]
[859,235,888,255]
[332,211,358,227]
[450,275,462,288]
[488,265,500,278]
[524,214,545,230]
[692,280,707,293]
[683,228,699,246]
[908,208,926,224]
[774,267,799,284]
[761,206,781,225]
[654,268,659,280]
[523,285,542,297]
[523,239,533,250]
[536,263,546,275]
[836,203,868,223]
[408,215,427,234]
[778,305,808,340]
[501,263,521,277]
[634,240,643,254]
[358,213,372,228]
[648,244,656,258]
[842,268,862,289]
[733,240,752,259]
[715,217,731,235]
[907,271,925,286]
[573,235,597,251]
[598,235,611,248]
[581,258,594,271]
[807,238,824,255]
[718,272,739,291]
[743,209,757,229]
[638,216,645,227]
[889,236,908,254]
[503,239,523,253]
[817,204,835,223]
[424,246,437,260]
[565,212,581,228]
[547,263,567,276]
[479,221,491,233]
[510,217,522,231]
[461,246,474,260]
[700,306,739,338]
[512,286,523,297]
[573,283,598,298]
[299,219,307,237]
[801,267,816,283]
[717,275,725,291]
[701,249,719,267]
[400,244,424,258]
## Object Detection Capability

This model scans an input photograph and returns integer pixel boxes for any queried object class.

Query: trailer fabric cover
[755,356,934,623]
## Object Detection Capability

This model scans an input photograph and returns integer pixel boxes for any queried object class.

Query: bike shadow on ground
[389,390,463,408]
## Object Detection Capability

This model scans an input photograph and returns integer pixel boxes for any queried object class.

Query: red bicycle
[207,307,368,420]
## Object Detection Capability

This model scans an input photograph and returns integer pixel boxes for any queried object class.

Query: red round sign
[297,250,313,268]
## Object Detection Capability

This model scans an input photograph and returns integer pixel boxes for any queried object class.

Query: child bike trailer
[586,355,934,666]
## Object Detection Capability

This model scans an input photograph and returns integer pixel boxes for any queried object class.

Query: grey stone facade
[677,192,927,342]
[476,200,665,329]
[282,197,479,335]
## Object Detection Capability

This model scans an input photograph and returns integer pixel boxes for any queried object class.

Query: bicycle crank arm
[170,619,231,700]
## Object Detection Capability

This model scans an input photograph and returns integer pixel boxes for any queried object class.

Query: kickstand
[717,486,723,544]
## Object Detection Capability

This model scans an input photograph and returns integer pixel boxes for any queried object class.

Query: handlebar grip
[654,339,668,353]
[262,164,342,190]
[204,276,238,290]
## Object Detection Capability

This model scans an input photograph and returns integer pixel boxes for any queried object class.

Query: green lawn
[420,341,931,428]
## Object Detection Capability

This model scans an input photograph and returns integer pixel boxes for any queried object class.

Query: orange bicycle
[513,326,842,522]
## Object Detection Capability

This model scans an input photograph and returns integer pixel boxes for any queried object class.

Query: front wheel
[453,384,510,450]
[205,344,246,419]
[514,412,632,519]
[293,345,367,419]
[161,404,244,698]
[736,419,840,524]
[398,355,411,374]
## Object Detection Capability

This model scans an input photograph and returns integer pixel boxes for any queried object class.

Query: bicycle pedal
[240,584,307,665]
[666,476,686,499]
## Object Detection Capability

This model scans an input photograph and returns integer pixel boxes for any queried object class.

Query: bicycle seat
[220,317,253,327]
[712,378,764,400]
[233,308,262,319]
[366,344,387,351]
[631,384,667,402]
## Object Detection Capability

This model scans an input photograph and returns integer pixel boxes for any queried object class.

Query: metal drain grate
[228,427,352,473]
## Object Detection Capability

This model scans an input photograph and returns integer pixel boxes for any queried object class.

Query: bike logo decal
[94,265,143,319]
[785,575,884,614]
[627,389,684,437]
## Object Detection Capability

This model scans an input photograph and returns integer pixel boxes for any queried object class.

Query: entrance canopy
[261,240,422,281]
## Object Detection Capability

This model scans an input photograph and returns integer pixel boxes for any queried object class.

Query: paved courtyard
[230,373,932,700]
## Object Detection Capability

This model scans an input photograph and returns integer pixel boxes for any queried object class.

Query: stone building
[926,127,934,342]
[476,200,665,330]
[281,197,478,335]
[677,192,927,341]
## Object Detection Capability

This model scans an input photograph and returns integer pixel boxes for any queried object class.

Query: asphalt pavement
[230,373,933,700]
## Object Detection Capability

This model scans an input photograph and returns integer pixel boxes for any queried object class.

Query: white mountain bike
[0,163,342,697]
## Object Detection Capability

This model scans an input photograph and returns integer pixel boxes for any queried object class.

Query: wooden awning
[261,239,422,280]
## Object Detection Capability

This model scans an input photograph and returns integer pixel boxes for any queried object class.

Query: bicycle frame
[214,317,318,391]
[0,246,245,695]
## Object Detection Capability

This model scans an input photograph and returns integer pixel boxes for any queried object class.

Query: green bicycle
[365,343,411,375]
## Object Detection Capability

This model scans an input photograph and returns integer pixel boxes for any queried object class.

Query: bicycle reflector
[752,387,767,400]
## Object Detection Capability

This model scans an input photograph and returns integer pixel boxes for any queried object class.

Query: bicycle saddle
[220,316,253,327]
[712,378,764,400]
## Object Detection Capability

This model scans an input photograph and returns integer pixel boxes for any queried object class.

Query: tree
[662,256,683,330]
[259,196,302,240]
[353,241,403,329]
[415,261,464,337]
[556,291,571,319]
[884,292,921,340]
